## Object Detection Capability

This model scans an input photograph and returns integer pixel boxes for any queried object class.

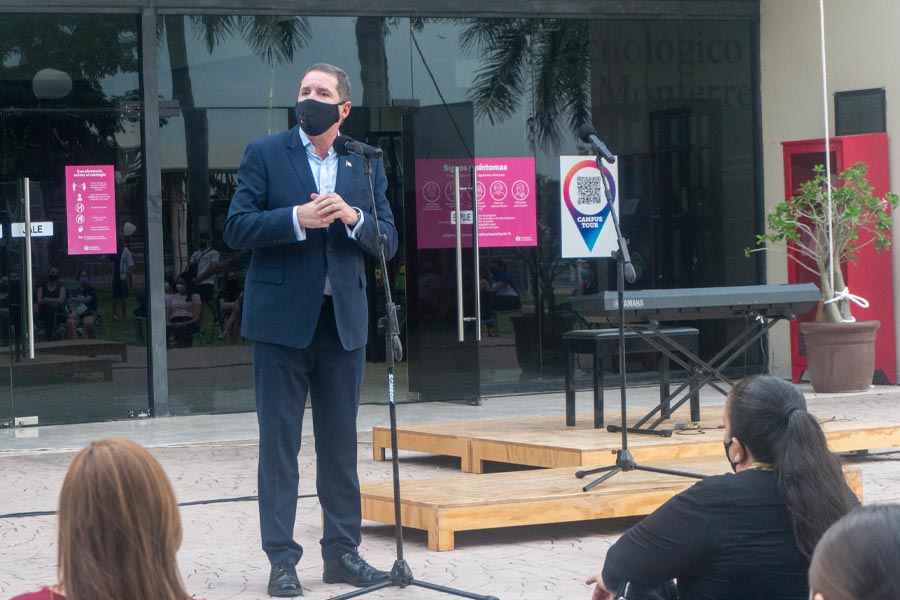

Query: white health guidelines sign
[559,155,619,258]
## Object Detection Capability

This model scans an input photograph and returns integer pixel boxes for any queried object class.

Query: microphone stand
[574,151,706,492]
[329,156,498,600]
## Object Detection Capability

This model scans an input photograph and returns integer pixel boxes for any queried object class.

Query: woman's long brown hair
[58,438,190,600]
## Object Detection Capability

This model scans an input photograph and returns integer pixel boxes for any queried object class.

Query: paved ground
[1,385,899,599]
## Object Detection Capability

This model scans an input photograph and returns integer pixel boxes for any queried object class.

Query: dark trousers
[253,300,365,566]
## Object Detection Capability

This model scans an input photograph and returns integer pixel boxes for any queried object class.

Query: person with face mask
[37,266,68,340]
[224,62,397,597]
[189,232,222,333]
[585,375,857,600]
[66,270,98,339]
[217,272,242,343]
[164,273,201,347]
[0,277,10,346]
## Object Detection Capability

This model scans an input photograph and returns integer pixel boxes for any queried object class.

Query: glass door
[0,107,149,426]
[0,174,56,427]
[0,178,20,426]
[403,102,481,404]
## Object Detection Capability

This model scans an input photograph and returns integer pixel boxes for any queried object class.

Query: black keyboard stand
[606,312,795,436]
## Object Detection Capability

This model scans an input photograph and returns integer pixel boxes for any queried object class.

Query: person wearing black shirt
[66,270,99,339]
[586,375,856,600]
[0,277,11,346]
[37,266,67,340]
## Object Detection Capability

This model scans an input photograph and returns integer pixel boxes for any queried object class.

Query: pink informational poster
[65,165,116,255]
[415,157,537,249]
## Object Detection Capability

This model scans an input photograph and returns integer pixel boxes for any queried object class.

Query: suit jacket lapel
[324,156,354,238]
[285,126,318,200]
[335,152,351,202]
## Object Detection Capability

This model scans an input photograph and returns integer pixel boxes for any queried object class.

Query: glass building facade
[0,1,764,425]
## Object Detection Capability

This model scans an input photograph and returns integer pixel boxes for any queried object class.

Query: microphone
[333,135,383,159]
[392,335,403,362]
[384,302,403,362]
[577,124,616,164]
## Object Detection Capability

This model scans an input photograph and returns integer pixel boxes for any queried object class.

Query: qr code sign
[576,176,605,205]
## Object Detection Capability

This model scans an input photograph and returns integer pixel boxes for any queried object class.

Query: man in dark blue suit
[224,63,397,597]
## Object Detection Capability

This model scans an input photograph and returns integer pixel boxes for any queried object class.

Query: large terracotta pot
[799,320,880,393]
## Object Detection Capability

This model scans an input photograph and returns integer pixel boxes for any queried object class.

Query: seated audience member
[189,232,222,331]
[164,276,176,304]
[111,232,135,321]
[809,503,900,600]
[0,277,11,346]
[165,273,201,347]
[479,258,520,336]
[217,271,242,343]
[585,375,856,600]
[9,438,194,600]
[66,271,98,339]
[36,266,67,339]
[480,258,520,310]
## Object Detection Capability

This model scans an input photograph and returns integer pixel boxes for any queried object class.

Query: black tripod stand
[574,146,706,493]
[329,155,498,600]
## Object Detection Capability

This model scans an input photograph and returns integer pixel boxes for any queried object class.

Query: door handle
[471,166,481,342]
[453,166,481,342]
[454,167,465,342]
[24,178,34,359]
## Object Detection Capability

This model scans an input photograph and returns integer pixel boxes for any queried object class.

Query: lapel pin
[346,160,352,168]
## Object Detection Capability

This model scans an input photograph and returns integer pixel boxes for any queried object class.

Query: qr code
[576,176,605,205]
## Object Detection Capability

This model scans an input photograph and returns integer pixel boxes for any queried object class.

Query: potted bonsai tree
[753,161,899,392]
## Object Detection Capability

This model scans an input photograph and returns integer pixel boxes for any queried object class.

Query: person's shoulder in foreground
[10,588,65,600]
[9,589,203,600]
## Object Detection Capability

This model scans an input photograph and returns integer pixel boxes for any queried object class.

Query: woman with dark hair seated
[10,438,195,600]
[809,503,900,600]
[585,375,857,600]
[165,272,201,347]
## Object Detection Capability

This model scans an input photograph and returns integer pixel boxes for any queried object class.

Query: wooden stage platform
[365,408,896,550]
[372,406,900,473]
[361,456,864,551]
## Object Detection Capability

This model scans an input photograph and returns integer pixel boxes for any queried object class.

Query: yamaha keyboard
[569,282,821,432]
[572,283,820,324]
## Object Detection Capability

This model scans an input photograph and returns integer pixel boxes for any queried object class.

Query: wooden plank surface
[36,339,127,362]
[361,456,865,551]
[373,407,900,473]
[2,353,114,382]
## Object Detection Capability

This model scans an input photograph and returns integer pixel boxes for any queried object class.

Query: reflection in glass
[0,13,147,425]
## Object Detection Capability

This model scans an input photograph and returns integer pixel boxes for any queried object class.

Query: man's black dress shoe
[268,563,303,597]
[323,551,390,587]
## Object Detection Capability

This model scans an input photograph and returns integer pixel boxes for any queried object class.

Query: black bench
[563,327,700,428]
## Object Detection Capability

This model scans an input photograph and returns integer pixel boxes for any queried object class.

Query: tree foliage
[460,19,590,151]
[752,162,899,322]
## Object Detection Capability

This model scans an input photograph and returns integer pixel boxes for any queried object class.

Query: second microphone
[333,135,383,159]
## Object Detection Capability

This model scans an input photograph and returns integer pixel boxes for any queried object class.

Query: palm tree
[0,14,137,163]
[356,17,391,106]
[355,17,429,107]
[460,18,591,151]
[0,14,137,273]
[160,15,311,239]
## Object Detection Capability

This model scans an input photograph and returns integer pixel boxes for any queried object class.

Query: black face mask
[295,98,341,137]
[48,275,59,283]
[0,284,8,294]
[724,440,738,473]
